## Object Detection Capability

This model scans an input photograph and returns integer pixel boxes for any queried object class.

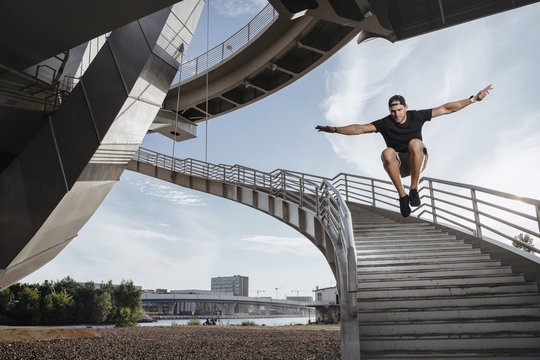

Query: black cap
[388,95,406,107]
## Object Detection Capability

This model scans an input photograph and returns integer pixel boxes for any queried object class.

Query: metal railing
[133,147,540,261]
[279,169,540,255]
[172,3,278,85]
[133,147,358,294]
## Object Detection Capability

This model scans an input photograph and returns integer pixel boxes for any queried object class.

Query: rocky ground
[0,325,341,359]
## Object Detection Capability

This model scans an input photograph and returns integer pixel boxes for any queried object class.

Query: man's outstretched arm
[432,84,493,118]
[315,123,377,135]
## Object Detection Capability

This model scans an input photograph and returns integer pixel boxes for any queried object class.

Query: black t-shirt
[371,109,432,152]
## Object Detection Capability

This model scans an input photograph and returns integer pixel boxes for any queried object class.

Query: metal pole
[471,189,482,238]
[429,180,437,224]
[536,205,540,236]
[300,178,304,206]
[371,179,375,206]
[282,173,287,200]
[344,174,349,202]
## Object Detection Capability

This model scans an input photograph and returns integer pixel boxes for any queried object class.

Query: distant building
[211,275,248,297]
[313,286,338,305]
[313,286,339,324]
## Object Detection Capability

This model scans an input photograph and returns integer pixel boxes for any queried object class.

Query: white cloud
[212,0,267,18]
[241,235,322,258]
[129,179,207,206]
[321,7,540,193]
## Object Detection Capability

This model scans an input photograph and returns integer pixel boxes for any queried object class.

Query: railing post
[315,187,319,215]
[282,172,287,200]
[429,180,437,224]
[471,189,482,238]
[344,174,349,202]
[299,178,304,207]
[536,205,540,236]
[370,179,375,206]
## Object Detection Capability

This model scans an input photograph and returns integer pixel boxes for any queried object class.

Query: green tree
[52,289,75,324]
[115,307,140,327]
[112,280,142,327]
[0,288,13,313]
[76,282,96,323]
[90,291,113,324]
[513,233,536,253]
[12,286,41,324]
[40,293,55,324]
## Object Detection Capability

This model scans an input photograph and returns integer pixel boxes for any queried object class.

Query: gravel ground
[0,326,341,360]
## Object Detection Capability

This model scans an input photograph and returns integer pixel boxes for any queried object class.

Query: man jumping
[316,85,493,217]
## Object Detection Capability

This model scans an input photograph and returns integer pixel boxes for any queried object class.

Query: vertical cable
[205,0,210,163]
[172,62,182,160]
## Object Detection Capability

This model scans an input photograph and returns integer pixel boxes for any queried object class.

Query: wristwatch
[469,95,476,103]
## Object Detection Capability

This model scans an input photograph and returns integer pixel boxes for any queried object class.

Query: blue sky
[22,1,540,298]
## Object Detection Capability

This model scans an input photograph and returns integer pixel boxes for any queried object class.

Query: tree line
[0,277,142,327]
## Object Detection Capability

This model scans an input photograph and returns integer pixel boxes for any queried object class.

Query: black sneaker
[399,195,411,217]
[409,188,420,207]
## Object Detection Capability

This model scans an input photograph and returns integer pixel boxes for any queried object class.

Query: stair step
[355,238,463,247]
[356,244,473,254]
[359,335,540,352]
[358,253,493,266]
[358,275,525,289]
[354,230,445,237]
[352,223,432,228]
[357,266,513,280]
[358,283,539,299]
[358,293,540,310]
[360,352,540,359]
[358,248,481,260]
[355,234,456,241]
[359,319,540,336]
[358,260,503,272]
[358,306,540,322]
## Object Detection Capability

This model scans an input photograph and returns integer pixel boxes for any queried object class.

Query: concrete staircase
[349,203,540,359]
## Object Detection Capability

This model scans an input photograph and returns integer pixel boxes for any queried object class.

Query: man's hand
[315,125,336,133]
[474,84,493,102]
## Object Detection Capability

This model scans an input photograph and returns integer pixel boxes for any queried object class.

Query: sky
[22,1,540,298]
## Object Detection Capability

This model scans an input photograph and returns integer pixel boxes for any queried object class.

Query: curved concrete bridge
[128,148,540,359]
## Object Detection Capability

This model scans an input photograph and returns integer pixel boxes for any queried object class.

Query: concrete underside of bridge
[0,0,205,289]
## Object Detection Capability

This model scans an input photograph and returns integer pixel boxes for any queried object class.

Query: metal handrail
[172,3,278,85]
[332,172,540,254]
[284,169,540,254]
[320,180,357,294]
[134,147,540,257]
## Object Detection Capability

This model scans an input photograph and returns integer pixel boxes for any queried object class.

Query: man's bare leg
[408,139,424,190]
[408,139,424,207]
[382,148,411,217]
[382,148,406,197]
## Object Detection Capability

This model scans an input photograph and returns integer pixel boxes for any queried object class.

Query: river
[141,316,312,327]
